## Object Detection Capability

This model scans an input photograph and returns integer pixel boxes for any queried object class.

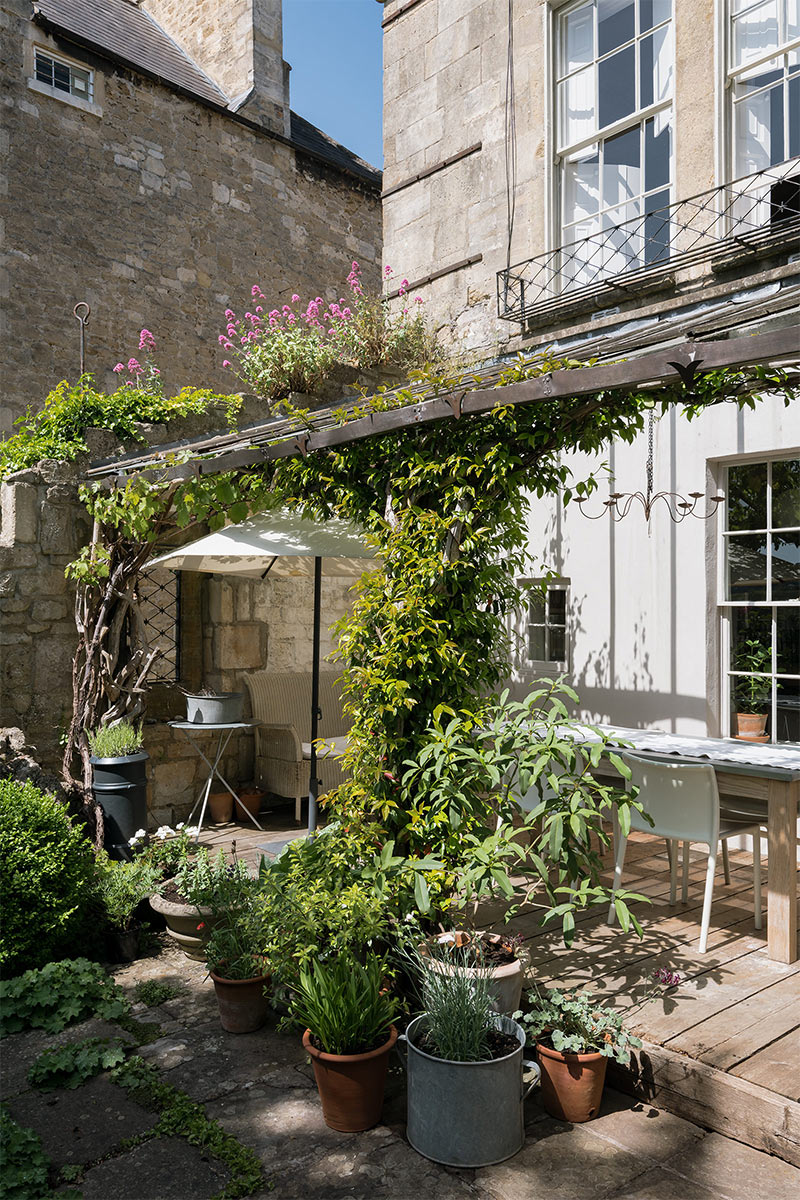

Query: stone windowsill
[27,77,103,117]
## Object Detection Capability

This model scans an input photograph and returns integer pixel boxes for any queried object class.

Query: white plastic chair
[607,753,763,953]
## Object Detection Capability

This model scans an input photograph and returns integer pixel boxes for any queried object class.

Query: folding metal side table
[169,720,262,841]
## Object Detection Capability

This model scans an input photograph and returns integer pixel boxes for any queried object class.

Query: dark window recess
[139,570,181,683]
[770,175,800,225]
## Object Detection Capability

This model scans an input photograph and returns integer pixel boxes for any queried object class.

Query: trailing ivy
[0,959,129,1038]
[112,1057,264,1200]
[28,1037,127,1091]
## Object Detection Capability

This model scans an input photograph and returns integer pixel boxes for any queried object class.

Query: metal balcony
[498,158,800,325]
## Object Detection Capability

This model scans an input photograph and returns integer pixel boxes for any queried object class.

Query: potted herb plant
[400,941,539,1167]
[149,845,248,960]
[96,851,161,962]
[88,721,148,858]
[290,951,398,1133]
[183,685,244,725]
[422,929,525,1015]
[517,986,643,1123]
[734,638,772,742]
[204,874,270,1033]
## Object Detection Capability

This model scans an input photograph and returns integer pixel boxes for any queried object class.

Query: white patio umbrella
[147,509,375,833]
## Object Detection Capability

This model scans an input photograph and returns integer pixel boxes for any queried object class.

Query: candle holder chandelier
[576,408,725,524]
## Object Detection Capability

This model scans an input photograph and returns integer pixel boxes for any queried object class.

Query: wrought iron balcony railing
[498,158,800,325]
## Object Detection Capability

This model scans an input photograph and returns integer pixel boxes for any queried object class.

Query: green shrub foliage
[28,1037,127,1090]
[0,779,99,975]
[0,1109,52,1199]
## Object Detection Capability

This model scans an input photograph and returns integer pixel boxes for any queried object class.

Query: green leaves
[0,959,129,1037]
[290,952,397,1056]
[28,1037,127,1090]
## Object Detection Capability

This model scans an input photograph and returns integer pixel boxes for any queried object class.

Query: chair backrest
[625,753,720,845]
[244,671,347,739]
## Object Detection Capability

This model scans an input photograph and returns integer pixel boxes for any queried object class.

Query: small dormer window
[34,47,93,102]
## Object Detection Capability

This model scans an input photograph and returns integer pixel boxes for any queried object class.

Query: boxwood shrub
[0,779,99,976]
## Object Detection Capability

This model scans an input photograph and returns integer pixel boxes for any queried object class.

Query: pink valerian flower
[113,363,125,374]
[222,360,231,368]
[415,296,424,305]
[225,308,235,319]
[653,968,682,988]
[138,328,156,351]
[127,357,143,374]
[251,285,262,296]
[398,278,409,296]
[291,293,300,303]
[384,265,392,276]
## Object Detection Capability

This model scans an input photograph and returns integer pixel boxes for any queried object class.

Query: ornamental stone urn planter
[149,889,213,960]
[422,931,524,1015]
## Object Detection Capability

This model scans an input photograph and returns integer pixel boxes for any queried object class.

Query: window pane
[562,2,594,75]
[789,0,800,38]
[790,71,800,158]
[602,126,641,209]
[732,1,780,68]
[599,44,636,127]
[775,677,800,743]
[529,626,546,660]
[560,67,596,145]
[550,627,567,662]
[772,458,800,527]
[776,607,800,675]
[644,190,671,261]
[35,55,53,85]
[640,24,672,108]
[598,0,635,55]
[773,531,800,599]
[639,0,671,31]
[735,86,776,172]
[72,68,90,97]
[731,606,772,673]
[548,588,567,625]
[727,461,767,530]
[644,113,671,190]
[529,594,546,624]
[727,533,768,600]
[53,61,71,92]
[564,148,601,223]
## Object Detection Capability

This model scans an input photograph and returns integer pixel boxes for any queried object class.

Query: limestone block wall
[1,0,381,434]
[381,0,721,355]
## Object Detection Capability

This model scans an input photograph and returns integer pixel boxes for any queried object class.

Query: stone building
[380,0,800,749]
[1,0,382,435]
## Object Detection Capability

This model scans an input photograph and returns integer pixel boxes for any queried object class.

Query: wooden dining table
[580,726,800,964]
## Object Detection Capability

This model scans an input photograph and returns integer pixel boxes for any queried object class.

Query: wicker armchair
[243,671,350,822]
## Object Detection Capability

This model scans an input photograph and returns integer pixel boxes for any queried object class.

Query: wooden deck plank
[679,974,800,1070]
[731,1027,800,1099]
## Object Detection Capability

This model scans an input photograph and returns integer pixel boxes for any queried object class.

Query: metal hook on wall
[73,302,91,376]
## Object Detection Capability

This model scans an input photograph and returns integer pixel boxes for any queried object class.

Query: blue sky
[283,0,384,168]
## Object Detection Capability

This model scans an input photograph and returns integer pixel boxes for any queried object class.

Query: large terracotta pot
[208,790,234,824]
[536,1041,607,1122]
[148,889,213,961]
[735,713,769,743]
[236,787,265,822]
[210,971,270,1033]
[303,1026,398,1132]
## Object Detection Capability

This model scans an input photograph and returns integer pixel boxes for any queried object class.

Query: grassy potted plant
[290,951,398,1133]
[204,873,270,1033]
[96,851,161,961]
[400,941,539,1167]
[516,986,643,1123]
[87,721,148,858]
[149,845,248,960]
[734,638,772,742]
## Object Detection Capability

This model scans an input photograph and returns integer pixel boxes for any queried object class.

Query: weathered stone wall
[381,0,721,355]
[1,0,381,434]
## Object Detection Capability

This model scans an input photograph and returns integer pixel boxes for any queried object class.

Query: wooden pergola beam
[99,325,799,487]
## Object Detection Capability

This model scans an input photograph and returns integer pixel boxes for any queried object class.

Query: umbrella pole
[307,555,322,836]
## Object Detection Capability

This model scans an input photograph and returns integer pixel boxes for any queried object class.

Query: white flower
[184,826,199,838]
[133,828,147,840]
[175,822,185,831]
[155,824,173,840]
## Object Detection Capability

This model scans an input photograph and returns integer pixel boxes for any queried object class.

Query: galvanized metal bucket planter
[400,1014,540,1167]
[185,692,244,724]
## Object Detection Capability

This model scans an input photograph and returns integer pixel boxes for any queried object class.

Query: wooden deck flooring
[198,815,800,1165]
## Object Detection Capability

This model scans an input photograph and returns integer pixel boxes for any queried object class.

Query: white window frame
[30,46,98,112]
[553,0,675,262]
[718,454,800,745]
[524,579,571,672]
[727,0,800,176]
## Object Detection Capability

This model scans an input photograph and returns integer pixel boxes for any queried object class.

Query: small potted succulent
[96,851,161,961]
[183,685,244,725]
[421,929,525,1015]
[149,843,248,960]
[203,873,270,1034]
[400,941,539,1167]
[290,951,398,1133]
[734,638,772,742]
[87,721,148,857]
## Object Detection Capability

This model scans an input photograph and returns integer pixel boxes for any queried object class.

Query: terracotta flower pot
[236,788,265,822]
[208,790,234,824]
[210,970,271,1033]
[303,1025,398,1132]
[536,1041,608,1123]
[735,713,769,743]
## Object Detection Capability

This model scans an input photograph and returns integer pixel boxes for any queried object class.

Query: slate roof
[32,0,381,185]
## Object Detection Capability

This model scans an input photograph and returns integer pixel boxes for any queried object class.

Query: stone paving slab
[0,1017,136,1100]
[4,1074,157,1170]
[79,1135,229,1199]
